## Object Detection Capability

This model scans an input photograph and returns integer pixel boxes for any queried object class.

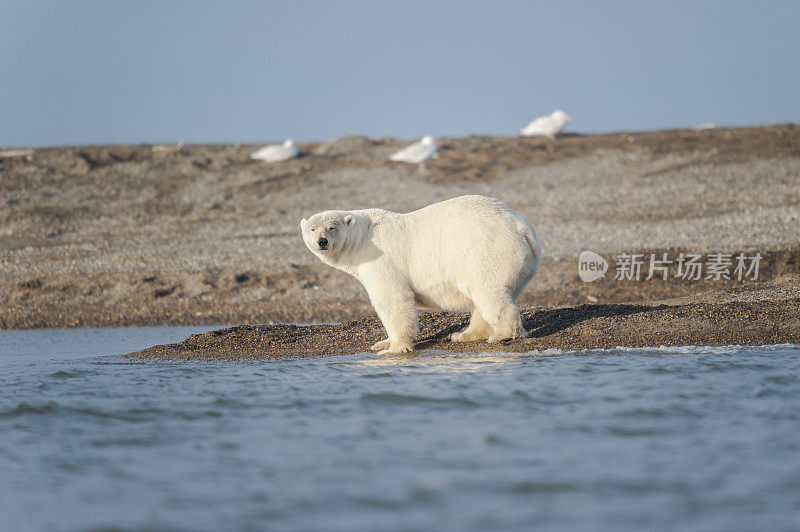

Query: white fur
[300,195,543,355]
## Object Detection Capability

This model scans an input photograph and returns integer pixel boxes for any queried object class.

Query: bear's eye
[328,226,336,231]
[310,228,315,232]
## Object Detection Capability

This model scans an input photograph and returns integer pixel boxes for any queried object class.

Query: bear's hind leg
[474,292,526,343]
[488,305,526,343]
[370,339,391,352]
[450,310,492,342]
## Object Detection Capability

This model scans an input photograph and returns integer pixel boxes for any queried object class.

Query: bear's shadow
[414,303,671,349]
[523,303,670,338]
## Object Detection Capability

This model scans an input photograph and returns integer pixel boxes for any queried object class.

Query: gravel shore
[128,274,800,361]
[3,125,799,356]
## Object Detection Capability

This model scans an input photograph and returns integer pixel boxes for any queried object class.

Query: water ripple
[360,393,479,407]
[49,369,101,379]
[0,401,59,418]
[508,480,580,494]
[2,329,799,532]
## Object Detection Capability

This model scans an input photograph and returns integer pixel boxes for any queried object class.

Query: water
[1,328,799,532]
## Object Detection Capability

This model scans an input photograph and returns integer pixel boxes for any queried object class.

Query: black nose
[318,237,328,248]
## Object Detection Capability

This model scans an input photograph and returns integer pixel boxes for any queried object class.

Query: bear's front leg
[362,277,417,355]
[373,298,417,354]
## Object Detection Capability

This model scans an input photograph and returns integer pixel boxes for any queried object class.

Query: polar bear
[300,195,542,354]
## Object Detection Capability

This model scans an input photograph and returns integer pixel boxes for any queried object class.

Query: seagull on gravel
[520,110,571,138]
[389,135,437,173]
[250,139,298,162]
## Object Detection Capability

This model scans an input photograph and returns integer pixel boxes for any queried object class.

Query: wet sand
[2,125,800,358]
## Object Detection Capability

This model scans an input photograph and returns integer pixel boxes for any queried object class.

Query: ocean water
[1,328,799,532]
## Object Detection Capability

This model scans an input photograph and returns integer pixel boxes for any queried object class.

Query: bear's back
[398,195,535,288]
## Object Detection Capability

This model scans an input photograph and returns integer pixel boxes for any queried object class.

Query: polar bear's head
[300,210,356,258]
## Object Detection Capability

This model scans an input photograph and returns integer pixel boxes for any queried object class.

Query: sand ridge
[2,125,799,333]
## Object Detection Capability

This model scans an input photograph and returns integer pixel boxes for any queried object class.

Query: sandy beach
[129,274,800,361]
[2,125,799,358]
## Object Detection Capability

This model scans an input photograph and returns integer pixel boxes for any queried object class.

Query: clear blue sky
[2,0,798,147]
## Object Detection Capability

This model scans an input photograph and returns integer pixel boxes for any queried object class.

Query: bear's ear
[300,218,307,231]
[344,215,354,226]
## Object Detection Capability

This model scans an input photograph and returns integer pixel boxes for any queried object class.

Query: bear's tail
[520,221,543,276]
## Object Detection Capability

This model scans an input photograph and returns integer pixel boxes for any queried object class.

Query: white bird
[692,122,717,131]
[389,135,437,172]
[250,139,298,162]
[520,110,571,138]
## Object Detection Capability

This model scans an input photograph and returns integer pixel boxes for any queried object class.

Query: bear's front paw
[370,339,391,351]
